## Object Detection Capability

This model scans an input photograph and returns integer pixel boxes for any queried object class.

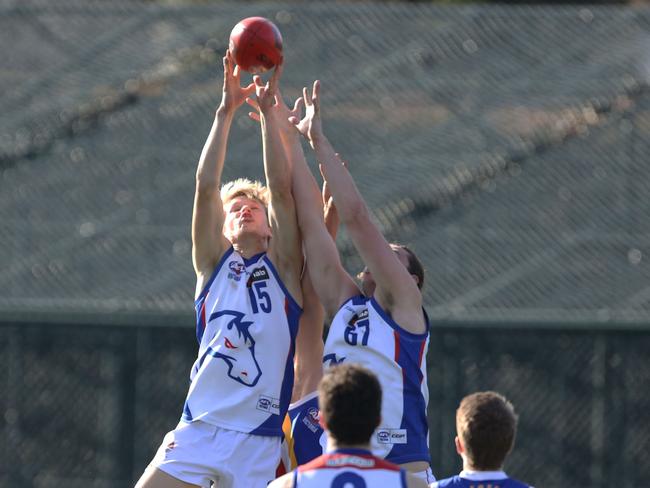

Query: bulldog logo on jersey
[208,310,262,386]
[228,261,247,282]
[323,353,345,368]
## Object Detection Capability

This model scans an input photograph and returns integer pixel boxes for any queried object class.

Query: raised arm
[284,104,359,317]
[247,83,357,317]
[254,61,303,303]
[292,186,340,401]
[296,81,425,334]
[192,51,254,297]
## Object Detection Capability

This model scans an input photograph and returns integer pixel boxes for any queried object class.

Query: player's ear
[411,273,420,287]
[454,436,463,455]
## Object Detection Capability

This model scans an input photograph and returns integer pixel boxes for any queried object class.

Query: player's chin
[233,227,264,240]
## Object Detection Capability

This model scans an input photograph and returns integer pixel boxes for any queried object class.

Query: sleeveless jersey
[281,392,326,469]
[433,471,533,488]
[322,295,430,464]
[294,449,407,487]
[182,247,302,436]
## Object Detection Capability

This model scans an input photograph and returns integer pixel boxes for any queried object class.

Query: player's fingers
[303,87,311,107]
[225,50,235,71]
[233,64,240,78]
[269,57,283,92]
[275,88,286,108]
[248,111,261,122]
[288,116,299,125]
[292,97,304,115]
[312,80,321,111]
[245,97,259,110]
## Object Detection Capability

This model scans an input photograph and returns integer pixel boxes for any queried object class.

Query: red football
[229,17,283,74]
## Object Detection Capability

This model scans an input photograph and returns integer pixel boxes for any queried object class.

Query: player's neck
[231,235,268,259]
[462,459,504,473]
[327,438,371,453]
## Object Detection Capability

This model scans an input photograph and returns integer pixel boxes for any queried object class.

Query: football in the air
[229,17,283,73]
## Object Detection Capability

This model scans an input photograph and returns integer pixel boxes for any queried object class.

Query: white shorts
[150,421,281,488]
[412,466,436,484]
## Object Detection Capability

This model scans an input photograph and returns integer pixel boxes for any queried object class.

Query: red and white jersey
[294,449,407,487]
[323,296,430,464]
[182,247,302,436]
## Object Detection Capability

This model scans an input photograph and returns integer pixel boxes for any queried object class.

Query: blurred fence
[1,320,648,488]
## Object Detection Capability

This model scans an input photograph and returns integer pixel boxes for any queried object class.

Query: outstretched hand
[289,80,323,143]
[220,50,255,113]
[252,57,285,114]
[246,95,303,126]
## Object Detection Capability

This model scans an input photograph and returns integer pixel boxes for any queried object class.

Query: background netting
[2,1,650,487]
[1,324,648,487]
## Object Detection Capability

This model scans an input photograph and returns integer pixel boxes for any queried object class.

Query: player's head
[318,363,381,447]
[455,391,518,471]
[221,178,271,243]
[358,243,425,297]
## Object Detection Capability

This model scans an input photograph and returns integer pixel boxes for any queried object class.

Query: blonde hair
[220,178,269,208]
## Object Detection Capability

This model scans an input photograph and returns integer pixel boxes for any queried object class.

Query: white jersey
[323,295,430,464]
[182,247,302,436]
[294,449,407,487]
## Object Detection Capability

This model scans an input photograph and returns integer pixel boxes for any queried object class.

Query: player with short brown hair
[431,391,533,488]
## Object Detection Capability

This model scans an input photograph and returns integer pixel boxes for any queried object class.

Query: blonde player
[135,52,303,488]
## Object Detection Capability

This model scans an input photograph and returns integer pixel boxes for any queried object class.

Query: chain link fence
[3,2,650,487]
[1,322,648,487]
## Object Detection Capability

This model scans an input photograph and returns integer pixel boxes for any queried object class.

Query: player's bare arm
[297,81,426,334]
[248,84,357,317]
[291,185,339,401]
[192,50,254,297]
[254,59,303,304]
[285,103,359,318]
[292,263,325,402]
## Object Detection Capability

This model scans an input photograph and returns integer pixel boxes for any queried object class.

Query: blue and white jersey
[182,247,302,437]
[282,392,326,469]
[432,471,533,488]
[294,449,407,487]
[323,295,430,465]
